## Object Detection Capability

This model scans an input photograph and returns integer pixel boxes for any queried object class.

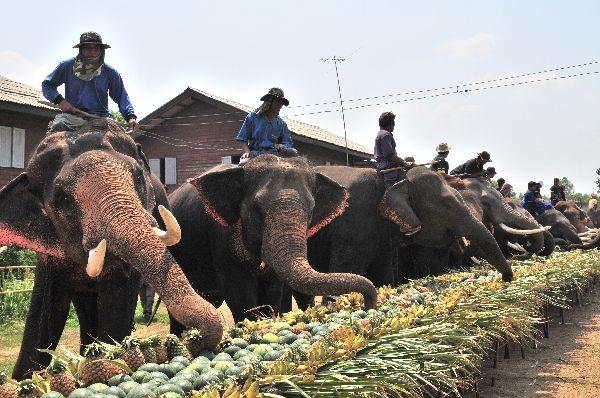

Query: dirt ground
[479,287,600,398]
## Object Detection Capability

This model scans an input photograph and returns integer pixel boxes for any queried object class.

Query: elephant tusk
[462,237,471,247]
[0,246,7,255]
[507,241,527,253]
[499,223,550,235]
[153,205,182,246]
[86,239,106,278]
[581,237,592,242]
[470,256,481,264]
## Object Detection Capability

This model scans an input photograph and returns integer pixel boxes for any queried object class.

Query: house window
[221,155,241,165]
[0,126,25,169]
[149,157,177,185]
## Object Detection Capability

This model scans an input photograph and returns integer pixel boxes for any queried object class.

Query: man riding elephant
[42,31,139,133]
[374,112,414,187]
[450,151,491,178]
[236,88,298,163]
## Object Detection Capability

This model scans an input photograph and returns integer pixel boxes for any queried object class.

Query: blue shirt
[374,129,397,170]
[235,112,293,155]
[523,189,544,215]
[42,58,136,120]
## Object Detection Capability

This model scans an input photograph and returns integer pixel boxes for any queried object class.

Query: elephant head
[554,200,590,233]
[188,154,378,309]
[0,125,223,348]
[378,167,514,281]
[536,208,582,246]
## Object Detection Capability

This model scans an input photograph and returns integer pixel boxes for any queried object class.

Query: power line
[288,59,599,108]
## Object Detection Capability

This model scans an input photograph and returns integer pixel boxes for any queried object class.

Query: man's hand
[128,118,140,132]
[58,100,76,113]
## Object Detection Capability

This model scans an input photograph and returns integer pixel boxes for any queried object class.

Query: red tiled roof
[0,75,57,112]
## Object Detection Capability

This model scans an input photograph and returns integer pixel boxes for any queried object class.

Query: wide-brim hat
[436,142,450,152]
[486,166,497,175]
[477,151,491,162]
[73,31,111,49]
[260,87,289,106]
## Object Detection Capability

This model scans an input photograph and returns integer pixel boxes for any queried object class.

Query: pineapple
[182,329,203,358]
[163,334,189,360]
[148,335,168,364]
[17,379,42,398]
[46,359,77,397]
[0,372,18,398]
[120,336,146,371]
[139,338,157,364]
[79,343,127,386]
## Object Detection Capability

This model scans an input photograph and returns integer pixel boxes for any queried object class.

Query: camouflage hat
[260,87,289,106]
[486,166,497,176]
[73,32,111,49]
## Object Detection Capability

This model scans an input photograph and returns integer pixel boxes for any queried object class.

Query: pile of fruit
[1,251,598,398]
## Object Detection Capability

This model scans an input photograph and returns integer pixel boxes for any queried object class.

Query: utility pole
[322,56,349,166]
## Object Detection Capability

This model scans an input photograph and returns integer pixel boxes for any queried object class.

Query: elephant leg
[95,270,141,344]
[216,261,259,322]
[72,291,98,353]
[13,257,73,380]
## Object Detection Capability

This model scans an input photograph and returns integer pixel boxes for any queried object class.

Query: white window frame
[0,126,25,169]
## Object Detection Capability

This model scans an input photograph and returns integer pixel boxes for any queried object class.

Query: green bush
[0,271,34,323]
[0,246,36,267]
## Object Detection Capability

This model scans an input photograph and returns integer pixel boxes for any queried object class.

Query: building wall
[136,100,368,192]
[0,109,50,187]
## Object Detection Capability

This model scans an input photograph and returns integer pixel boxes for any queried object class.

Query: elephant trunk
[262,202,378,309]
[567,231,600,250]
[74,154,223,348]
[462,217,513,281]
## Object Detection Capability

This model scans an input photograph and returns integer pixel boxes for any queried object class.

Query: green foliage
[110,110,125,122]
[0,247,36,267]
[0,271,34,323]
[559,176,575,198]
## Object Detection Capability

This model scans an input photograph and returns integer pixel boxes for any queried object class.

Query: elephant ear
[378,179,422,234]
[307,173,350,238]
[188,166,244,227]
[0,173,65,257]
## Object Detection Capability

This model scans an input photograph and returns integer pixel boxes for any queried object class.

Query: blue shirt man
[236,87,297,160]
[42,32,139,132]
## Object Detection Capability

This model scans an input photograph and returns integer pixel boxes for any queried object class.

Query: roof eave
[0,101,59,118]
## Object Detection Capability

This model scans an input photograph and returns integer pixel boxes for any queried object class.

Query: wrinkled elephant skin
[0,124,222,378]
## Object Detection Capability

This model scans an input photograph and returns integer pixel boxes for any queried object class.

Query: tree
[596,168,600,194]
[559,177,575,198]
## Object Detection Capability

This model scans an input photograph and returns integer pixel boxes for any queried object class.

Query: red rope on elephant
[307,190,350,238]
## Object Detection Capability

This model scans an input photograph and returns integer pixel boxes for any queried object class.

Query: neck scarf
[254,100,273,117]
[73,51,104,81]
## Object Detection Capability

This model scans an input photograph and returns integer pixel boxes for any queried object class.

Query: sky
[1,0,599,194]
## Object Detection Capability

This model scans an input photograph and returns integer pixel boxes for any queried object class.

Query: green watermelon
[155,384,185,396]
[141,372,169,384]
[87,384,109,394]
[131,370,149,383]
[108,375,132,387]
[252,344,273,358]
[232,349,251,360]
[193,372,221,389]
[170,379,192,393]
[224,345,241,356]
[211,360,234,373]
[42,393,65,398]
[211,352,233,362]
[104,386,126,398]
[116,381,139,395]
[230,338,249,349]
[196,350,216,360]
[68,388,92,398]
[157,364,175,378]
[169,356,190,367]
[261,333,279,344]
[125,385,156,398]
[262,350,284,361]
[137,364,161,374]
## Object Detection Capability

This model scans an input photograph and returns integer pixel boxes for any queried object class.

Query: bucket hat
[73,32,111,49]
[260,87,289,106]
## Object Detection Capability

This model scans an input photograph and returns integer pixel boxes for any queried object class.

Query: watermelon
[130,370,149,383]
[196,350,216,360]
[108,375,132,387]
[170,356,190,367]
[193,372,221,389]
[224,345,241,356]
[155,384,185,396]
[141,372,169,384]
[42,393,65,398]
[252,344,273,358]
[158,364,175,378]
[230,338,249,349]
[87,384,109,394]
[170,379,192,393]
[125,385,156,398]
[211,352,233,362]
[116,381,139,395]
[262,350,284,361]
[68,388,92,398]
[232,349,251,360]
[104,386,126,398]
[212,360,235,373]
[261,333,279,344]
[137,364,161,374]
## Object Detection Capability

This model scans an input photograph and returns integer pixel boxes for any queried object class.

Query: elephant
[554,200,590,233]
[535,207,582,247]
[0,121,223,379]
[451,178,551,258]
[300,167,516,295]
[167,154,378,331]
